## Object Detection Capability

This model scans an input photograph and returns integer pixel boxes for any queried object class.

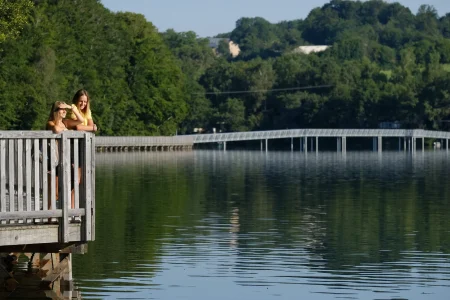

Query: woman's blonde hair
[72,89,90,114]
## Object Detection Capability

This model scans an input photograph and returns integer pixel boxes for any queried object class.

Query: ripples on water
[74,151,450,299]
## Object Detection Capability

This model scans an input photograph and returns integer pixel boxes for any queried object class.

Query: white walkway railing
[187,129,450,143]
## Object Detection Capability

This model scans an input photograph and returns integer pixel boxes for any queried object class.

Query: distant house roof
[293,45,330,54]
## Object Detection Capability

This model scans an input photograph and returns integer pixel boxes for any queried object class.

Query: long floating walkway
[95,129,450,152]
[187,129,450,152]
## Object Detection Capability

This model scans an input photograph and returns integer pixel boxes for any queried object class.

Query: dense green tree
[440,13,450,38]
[415,5,440,37]
[0,0,33,43]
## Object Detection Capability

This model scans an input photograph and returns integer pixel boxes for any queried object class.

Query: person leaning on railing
[47,101,84,133]
[68,89,97,223]
[46,101,84,214]
[68,89,98,132]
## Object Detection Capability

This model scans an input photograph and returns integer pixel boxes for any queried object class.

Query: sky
[100,0,450,37]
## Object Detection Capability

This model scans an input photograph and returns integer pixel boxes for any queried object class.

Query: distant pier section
[187,129,450,152]
[94,129,450,153]
[96,136,193,152]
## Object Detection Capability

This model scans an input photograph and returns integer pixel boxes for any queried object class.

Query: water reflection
[74,151,450,299]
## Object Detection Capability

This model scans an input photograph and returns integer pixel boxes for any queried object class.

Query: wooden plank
[0,210,63,219]
[0,224,84,247]
[17,140,23,213]
[42,138,48,212]
[83,133,92,241]
[33,139,39,212]
[25,139,32,216]
[41,255,69,284]
[59,243,88,254]
[50,139,57,211]
[8,140,15,212]
[60,134,70,243]
[0,208,84,220]
[0,140,6,216]
[91,133,95,241]
[73,138,79,209]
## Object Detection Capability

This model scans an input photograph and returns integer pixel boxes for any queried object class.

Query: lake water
[73,151,450,300]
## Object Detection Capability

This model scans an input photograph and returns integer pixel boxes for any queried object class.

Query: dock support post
[304,137,308,153]
[316,137,319,153]
[373,137,377,152]
[342,137,347,153]
[422,137,425,152]
[447,139,449,152]
[265,139,268,152]
[378,136,382,153]
[337,137,341,152]
[224,142,226,151]
[261,140,263,151]
[310,137,313,152]
[291,137,293,152]
[404,137,407,152]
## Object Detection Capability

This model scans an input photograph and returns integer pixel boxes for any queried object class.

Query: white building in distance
[293,45,330,54]
[208,38,240,58]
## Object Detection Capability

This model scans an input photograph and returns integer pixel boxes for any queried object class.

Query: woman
[46,101,84,214]
[47,101,84,133]
[69,89,97,132]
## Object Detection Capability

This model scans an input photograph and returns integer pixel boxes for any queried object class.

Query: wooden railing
[0,131,95,246]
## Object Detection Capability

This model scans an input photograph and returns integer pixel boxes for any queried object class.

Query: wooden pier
[95,136,193,152]
[0,130,95,297]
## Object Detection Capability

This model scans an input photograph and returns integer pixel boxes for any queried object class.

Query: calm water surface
[73,151,450,300]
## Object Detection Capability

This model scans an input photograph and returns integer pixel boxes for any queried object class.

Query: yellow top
[69,105,92,126]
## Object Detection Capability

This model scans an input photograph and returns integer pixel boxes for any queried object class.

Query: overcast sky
[100,0,450,37]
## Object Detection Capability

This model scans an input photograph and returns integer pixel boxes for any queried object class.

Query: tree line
[1,0,450,135]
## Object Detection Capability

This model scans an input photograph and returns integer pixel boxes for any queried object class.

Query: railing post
[83,132,93,241]
[91,133,96,240]
[50,139,57,212]
[41,138,48,215]
[0,139,6,223]
[60,133,70,243]
[73,138,79,210]
[33,139,39,214]
[8,140,14,213]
